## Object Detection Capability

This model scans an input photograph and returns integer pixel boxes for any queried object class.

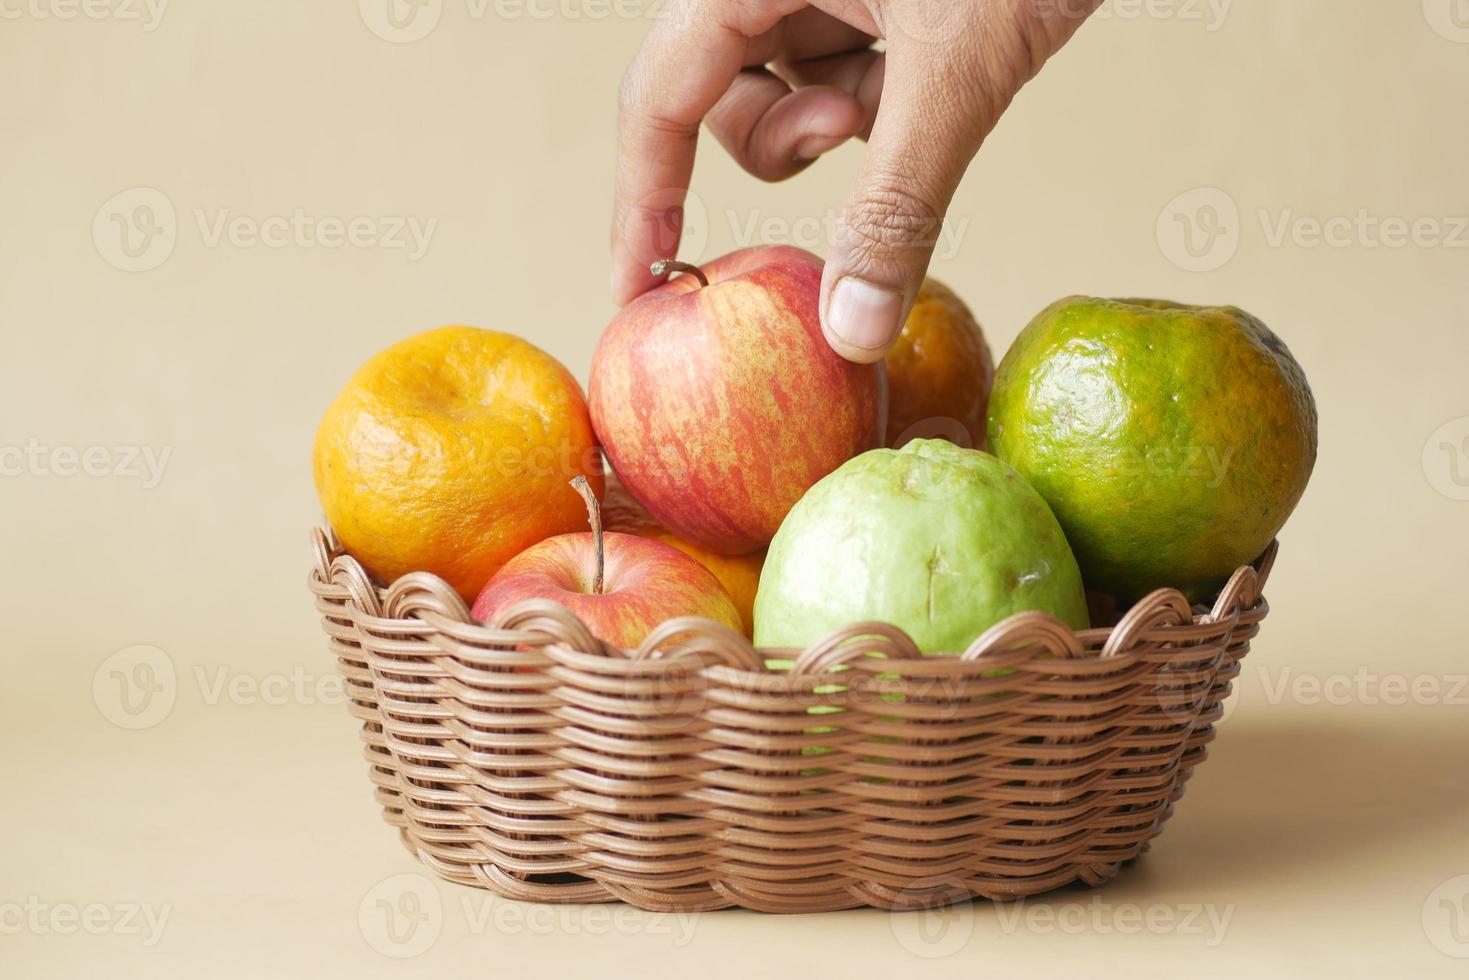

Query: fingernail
[828,277,903,350]
[794,133,848,161]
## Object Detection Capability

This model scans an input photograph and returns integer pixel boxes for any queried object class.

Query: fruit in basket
[313,326,604,601]
[589,245,886,556]
[988,297,1317,600]
[883,278,995,450]
[472,477,743,649]
[601,470,764,637]
[753,439,1089,653]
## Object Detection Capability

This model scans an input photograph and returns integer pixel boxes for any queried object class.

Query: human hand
[611,0,1098,362]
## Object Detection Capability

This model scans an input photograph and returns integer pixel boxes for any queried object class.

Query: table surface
[8,686,1468,978]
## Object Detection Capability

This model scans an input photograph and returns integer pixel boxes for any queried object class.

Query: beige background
[3,0,1468,975]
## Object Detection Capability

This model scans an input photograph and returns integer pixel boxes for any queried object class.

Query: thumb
[819,55,992,363]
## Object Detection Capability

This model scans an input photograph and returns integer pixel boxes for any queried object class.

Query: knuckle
[841,182,945,260]
[617,62,696,141]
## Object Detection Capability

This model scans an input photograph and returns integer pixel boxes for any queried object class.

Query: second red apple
[471,478,743,649]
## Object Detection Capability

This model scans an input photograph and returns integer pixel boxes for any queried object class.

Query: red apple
[589,245,886,556]
[471,477,743,649]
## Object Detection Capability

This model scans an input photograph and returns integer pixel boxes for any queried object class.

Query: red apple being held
[471,477,743,649]
[589,245,886,556]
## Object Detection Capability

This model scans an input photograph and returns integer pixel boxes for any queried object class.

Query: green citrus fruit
[987,297,1317,601]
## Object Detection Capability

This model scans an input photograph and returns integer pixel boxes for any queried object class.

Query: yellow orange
[884,278,995,450]
[313,327,604,601]
[602,470,764,637]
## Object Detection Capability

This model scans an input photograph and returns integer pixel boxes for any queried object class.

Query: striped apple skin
[589,246,886,556]
[470,531,743,650]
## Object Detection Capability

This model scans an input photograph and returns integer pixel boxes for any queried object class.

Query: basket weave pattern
[310,528,1274,913]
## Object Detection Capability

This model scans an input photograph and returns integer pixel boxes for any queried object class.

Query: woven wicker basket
[309,527,1274,913]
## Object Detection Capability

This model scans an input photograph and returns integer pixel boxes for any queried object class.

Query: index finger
[610,3,792,305]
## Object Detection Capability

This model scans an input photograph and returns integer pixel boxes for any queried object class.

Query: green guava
[752,439,1089,653]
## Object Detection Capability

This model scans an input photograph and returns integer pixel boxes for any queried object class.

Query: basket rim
[309,526,1275,672]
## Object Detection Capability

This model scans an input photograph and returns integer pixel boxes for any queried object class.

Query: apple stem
[650,259,709,289]
[570,475,604,596]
